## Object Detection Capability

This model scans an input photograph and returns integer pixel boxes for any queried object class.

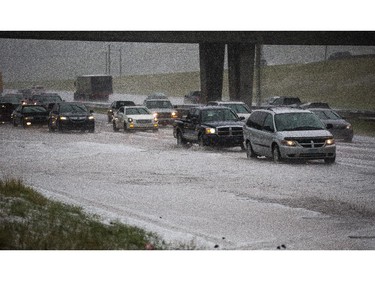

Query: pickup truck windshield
[201,109,238,122]
[275,112,325,131]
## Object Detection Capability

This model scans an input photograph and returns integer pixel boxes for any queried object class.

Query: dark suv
[48,102,95,133]
[243,107,336,163]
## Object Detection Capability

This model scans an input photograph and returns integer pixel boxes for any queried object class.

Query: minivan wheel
[272,145,282,163]
[113,121,119,132]
[246,142,256,158]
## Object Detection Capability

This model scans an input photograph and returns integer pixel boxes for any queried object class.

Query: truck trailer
[74,75,113,101]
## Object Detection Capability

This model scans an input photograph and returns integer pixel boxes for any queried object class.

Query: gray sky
[1,38,375,82]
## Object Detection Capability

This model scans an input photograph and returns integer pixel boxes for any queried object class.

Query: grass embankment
[5,56,375,110]
[0,178,166,250]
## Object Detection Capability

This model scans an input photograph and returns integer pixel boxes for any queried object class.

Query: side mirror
[239,116,245,121]
[326,123,333,129]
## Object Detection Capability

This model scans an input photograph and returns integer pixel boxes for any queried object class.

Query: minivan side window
[246,111,267,130]
[262,113,275,132]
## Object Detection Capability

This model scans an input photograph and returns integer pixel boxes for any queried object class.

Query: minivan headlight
[325,138,335,145]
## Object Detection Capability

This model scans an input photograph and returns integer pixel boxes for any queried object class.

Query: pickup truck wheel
[246,142,257,158]
[176,131,187,147]
[198,135,206,147]
[48,119,55,132]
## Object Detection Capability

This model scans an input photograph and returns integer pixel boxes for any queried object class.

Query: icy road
[1,95,375,250]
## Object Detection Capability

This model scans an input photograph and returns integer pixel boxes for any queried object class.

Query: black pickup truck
[173,106,245,149]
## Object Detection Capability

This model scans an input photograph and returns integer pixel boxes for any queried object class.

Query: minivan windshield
[275,112,325,131]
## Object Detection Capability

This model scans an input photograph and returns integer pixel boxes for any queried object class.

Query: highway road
[1,113,375,250]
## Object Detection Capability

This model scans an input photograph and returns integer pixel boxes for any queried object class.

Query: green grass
[0,178,168,250]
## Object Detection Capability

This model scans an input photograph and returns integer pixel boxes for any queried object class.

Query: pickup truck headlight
[24,117,34,120]
[128,118,133,123]
[171,111,177,118]
[205,128,216,134]
[88,116,95,120]
[281,140,297,146]
[60,116,67,120]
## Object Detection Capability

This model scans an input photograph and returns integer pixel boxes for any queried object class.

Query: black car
[310,108,354,142]
[48,102,95,132]
[1,103,14,123]
[0,95,22,110]
[31,93,63,107]
[11,104,49,127]
[107,100,136,122]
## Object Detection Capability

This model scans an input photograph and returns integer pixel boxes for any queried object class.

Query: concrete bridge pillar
[228,43,256,107]
[199,43,225,104]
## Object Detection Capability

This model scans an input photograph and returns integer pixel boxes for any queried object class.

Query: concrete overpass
[1,31,374,104]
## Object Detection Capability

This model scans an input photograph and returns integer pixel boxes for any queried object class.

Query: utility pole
[119,47,122,77]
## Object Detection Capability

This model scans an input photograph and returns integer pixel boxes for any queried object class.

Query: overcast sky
[1,38,375,82]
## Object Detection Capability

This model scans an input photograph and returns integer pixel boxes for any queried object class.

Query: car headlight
[281,140,297,146]
[88,116,95,120]
[109,109,113,113]
[24,116,34,120]
[171,111,177,118]
[346,124,352,130]
[153,112,158,118]
[205,128,216,134]
[325,138,335,145]
[60,116,67,120]
[128,118,133,123]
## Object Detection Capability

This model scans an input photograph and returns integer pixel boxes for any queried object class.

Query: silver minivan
[243,107,336,163]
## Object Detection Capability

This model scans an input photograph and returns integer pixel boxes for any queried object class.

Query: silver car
[243,107,336,164]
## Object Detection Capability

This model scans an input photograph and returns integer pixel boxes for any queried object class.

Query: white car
[206,101,252,121]
[113,106,158,132]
